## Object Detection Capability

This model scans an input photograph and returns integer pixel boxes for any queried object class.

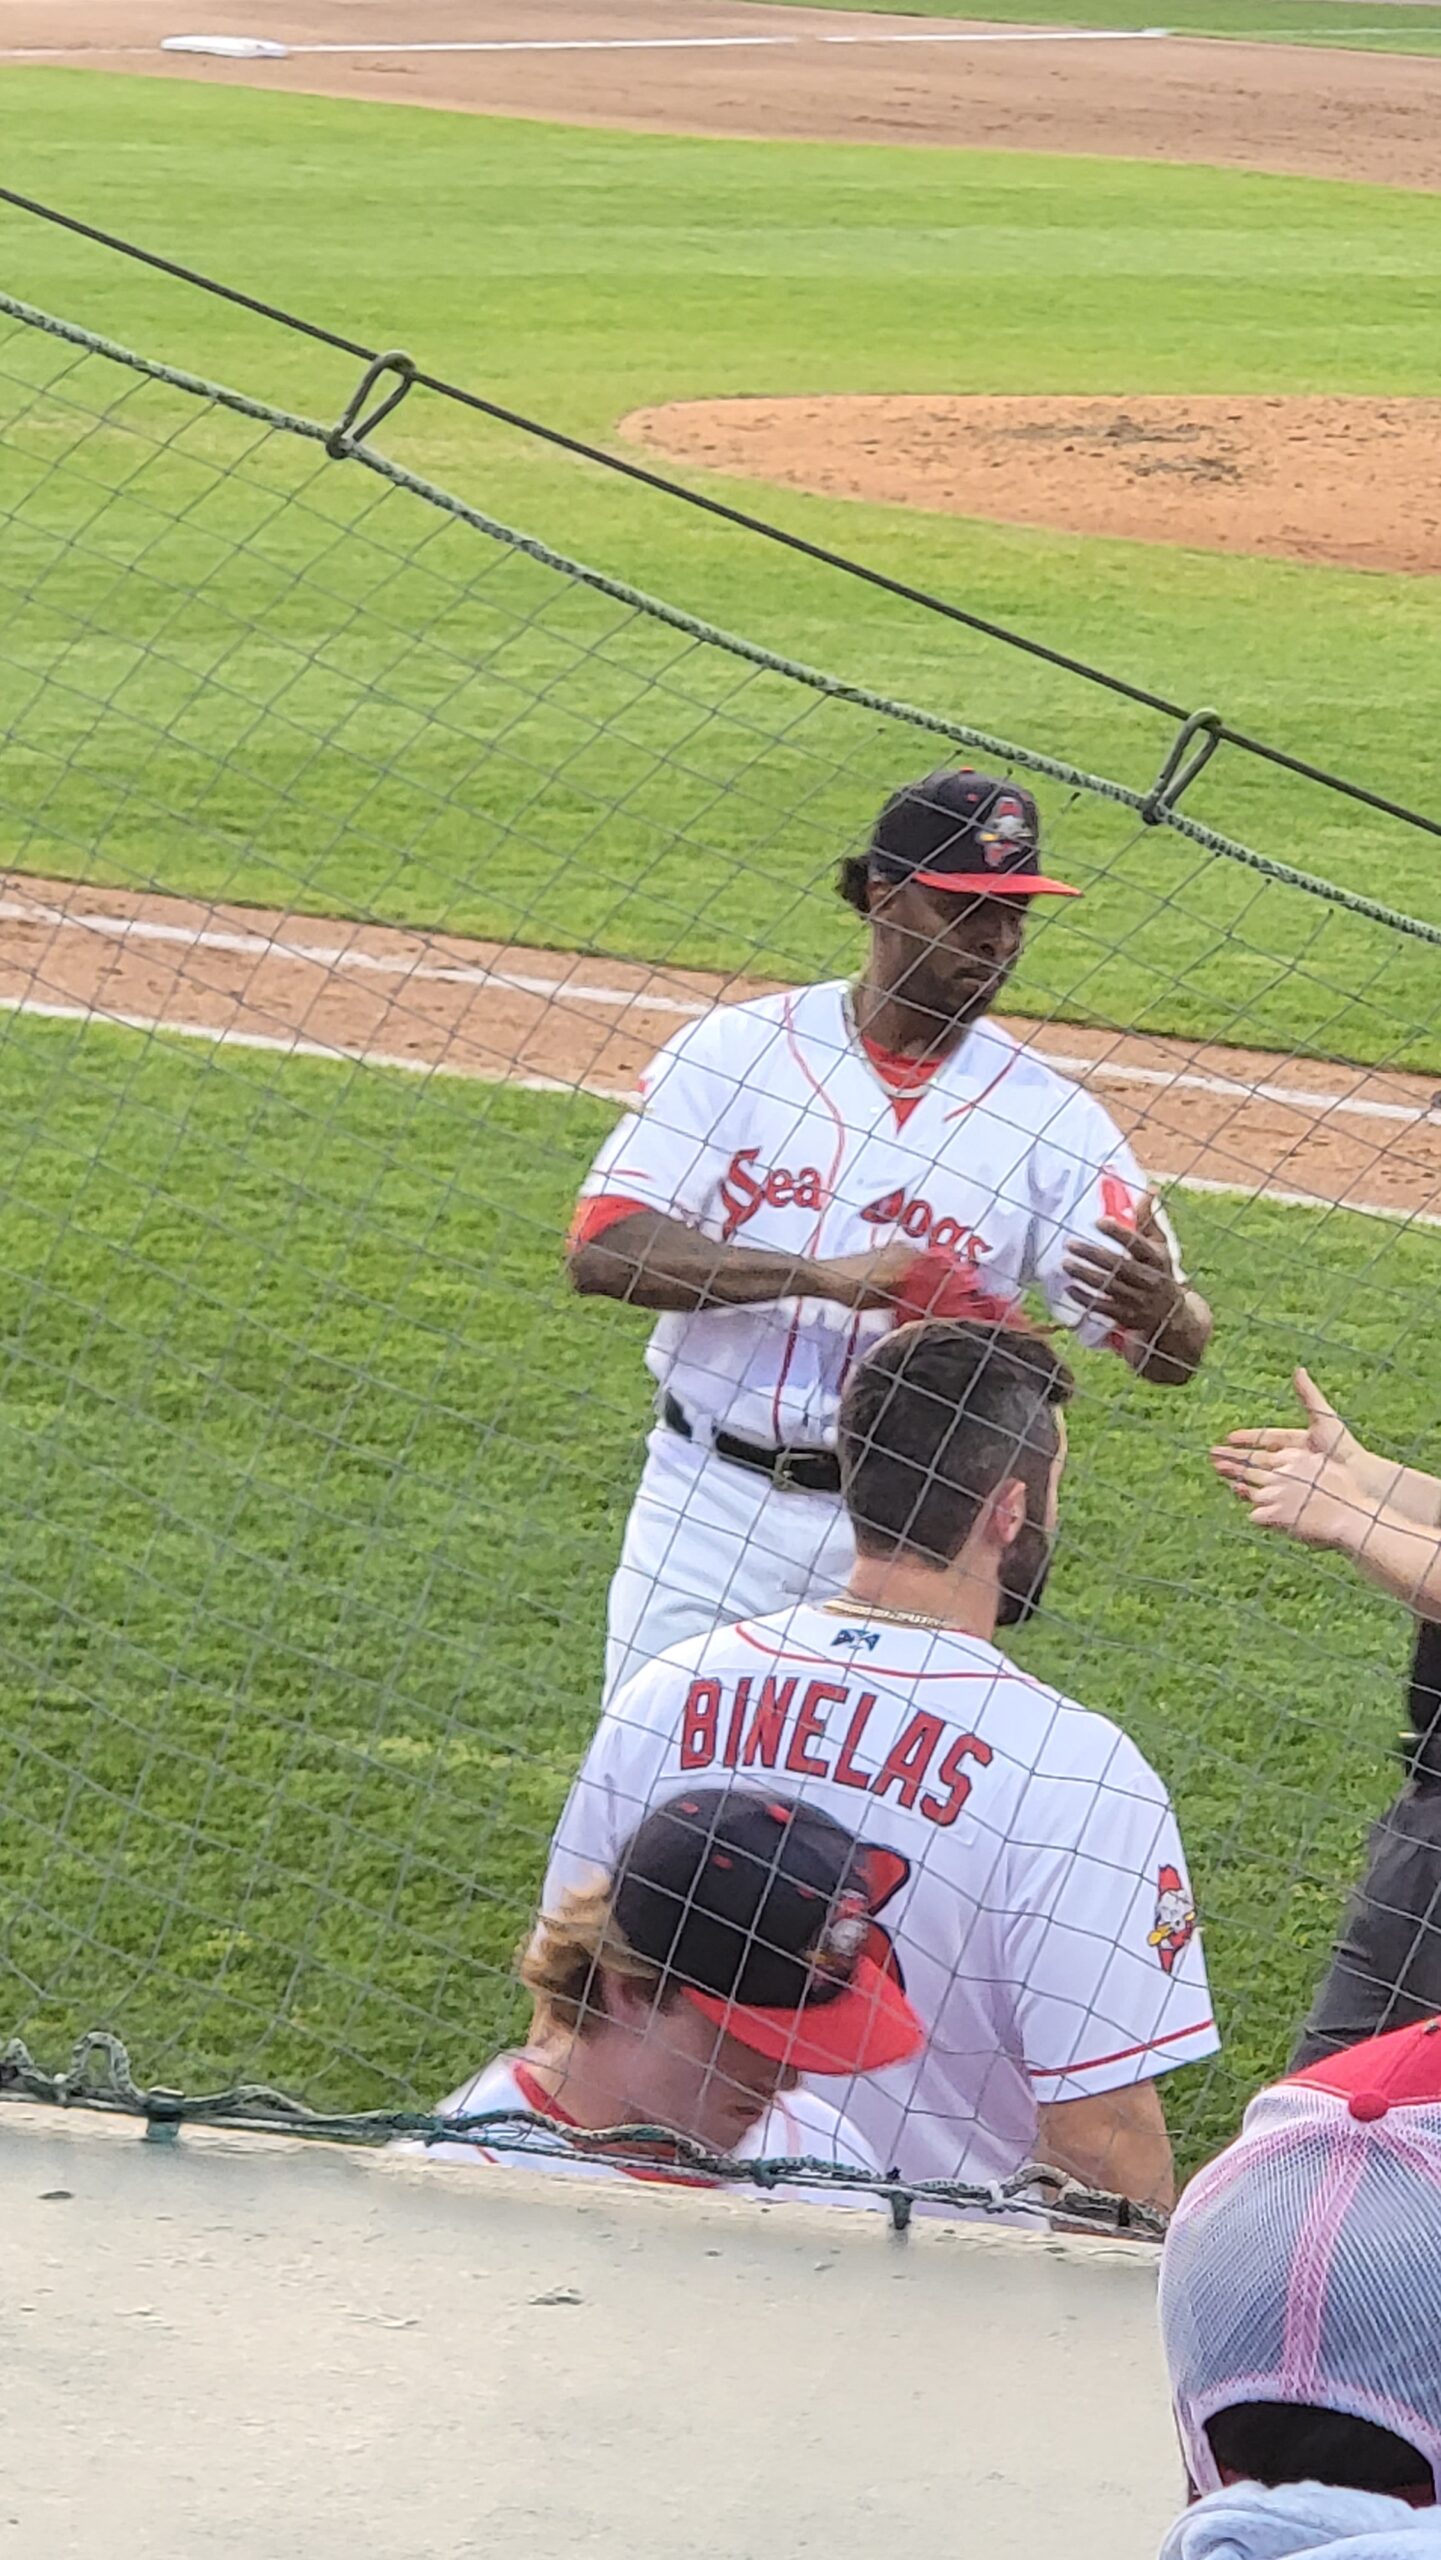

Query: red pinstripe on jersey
[768,994,850,1445]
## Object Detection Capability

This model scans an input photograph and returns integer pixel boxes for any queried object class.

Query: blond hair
[519,1876,669,2041]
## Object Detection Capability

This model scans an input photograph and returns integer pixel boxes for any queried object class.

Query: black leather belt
[663,1392,842,1497]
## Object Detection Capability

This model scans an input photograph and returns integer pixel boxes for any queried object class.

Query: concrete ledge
[2,2100,1182,2558]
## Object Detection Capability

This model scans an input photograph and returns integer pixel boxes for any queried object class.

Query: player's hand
[815,1242,923,1310]
[1210,1367,1360,1480]
[1212,1443,1373,1553]
[1061,1193,1182,1341]
[1210,1369,1376,1555]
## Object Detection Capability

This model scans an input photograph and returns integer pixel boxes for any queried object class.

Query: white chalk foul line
[156,26,1172,56]
[0,994,638,1103]
[2,895,1433,1133]
[234,34,788,51]
[0,898,705,1020]
[6,991,1436,1229]
[1043,1052,1435,1130]
[820,21,1172,33]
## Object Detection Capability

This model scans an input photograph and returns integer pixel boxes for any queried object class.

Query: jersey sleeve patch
[1147,1863,1197,1974]
[1006,1747,1220,2098]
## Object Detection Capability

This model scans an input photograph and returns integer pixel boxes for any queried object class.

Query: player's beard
[996,1517,1056,1628]
[895,949,1008,1036]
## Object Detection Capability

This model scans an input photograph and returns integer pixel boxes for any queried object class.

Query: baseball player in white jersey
[412,1785,923,2207]
[548,1321,1219,2207]
[569,768,1213,1700]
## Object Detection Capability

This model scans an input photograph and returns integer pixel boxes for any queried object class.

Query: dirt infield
[7,0,1441,193]
[624,395,1441,575]
[3,873,1437,1224]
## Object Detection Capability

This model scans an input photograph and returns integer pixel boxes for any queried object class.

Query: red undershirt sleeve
[566,1193,653,1254]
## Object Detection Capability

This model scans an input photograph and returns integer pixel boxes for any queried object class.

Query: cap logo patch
[977,794,1029,869]
[809,1886,870,1985]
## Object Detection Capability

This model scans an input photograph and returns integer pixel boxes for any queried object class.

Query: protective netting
[0,289,1437,2178]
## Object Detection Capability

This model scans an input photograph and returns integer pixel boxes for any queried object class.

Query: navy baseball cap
[612,1788,923,2078]
[868,769,1078,899]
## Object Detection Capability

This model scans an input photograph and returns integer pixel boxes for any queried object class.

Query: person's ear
[988,1477,1028,1551]
[598,1967,652,2031]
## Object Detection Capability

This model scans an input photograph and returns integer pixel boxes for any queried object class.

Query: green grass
[736,0,1441,49]
[2,75,1440,2173]
[2,79,1439,1070]
[0,1013,1434,2164]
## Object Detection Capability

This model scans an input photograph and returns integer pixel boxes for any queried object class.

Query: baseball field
[2,0,1439,2166]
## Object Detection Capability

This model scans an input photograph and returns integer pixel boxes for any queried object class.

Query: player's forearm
[1352,1454,1441,1528]
[1037,2084,1176,2211]
[567,1209,833,1314]
[1125,1287,1213,1388]
[1336,1504,1441,1621]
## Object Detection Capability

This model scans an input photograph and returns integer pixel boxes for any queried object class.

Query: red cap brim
[910,867,1080,898]
[1288,2016,1441,2113]
[683,1955,924,2078]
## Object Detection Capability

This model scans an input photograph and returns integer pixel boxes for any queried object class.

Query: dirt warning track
[3,874,1438,1227]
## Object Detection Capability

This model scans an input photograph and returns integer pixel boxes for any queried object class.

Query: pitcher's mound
[621,396,1441,577]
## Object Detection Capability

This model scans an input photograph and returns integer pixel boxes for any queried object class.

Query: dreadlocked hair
[837,852,872,914]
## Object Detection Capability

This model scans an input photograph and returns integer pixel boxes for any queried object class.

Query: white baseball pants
[602,1419,855,1705]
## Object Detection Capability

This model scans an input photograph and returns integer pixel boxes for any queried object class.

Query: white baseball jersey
[547,1606,1219,2189]
[409,2052,883,2203]
[574,981,1180,1451]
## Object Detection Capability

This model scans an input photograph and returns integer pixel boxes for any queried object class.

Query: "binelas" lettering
[678,1672,993,1829]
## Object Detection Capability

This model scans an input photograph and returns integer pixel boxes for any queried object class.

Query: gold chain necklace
[819,1595,953,1633]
